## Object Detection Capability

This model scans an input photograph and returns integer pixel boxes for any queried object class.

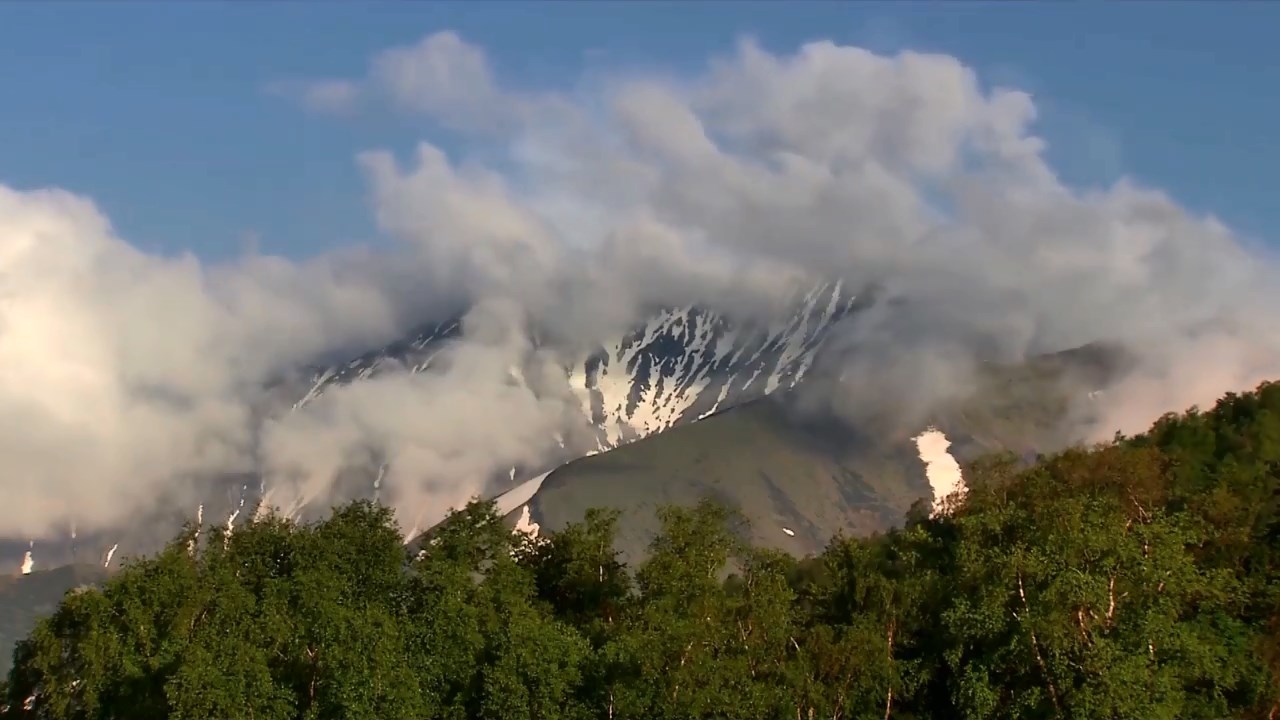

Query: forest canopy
[3,383,1280,720]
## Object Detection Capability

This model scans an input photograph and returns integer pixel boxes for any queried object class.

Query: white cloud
[0,186,420,538]
[369,31,507,125]
[357,143,562,298]
[300,79,362,114]
[259,297,588,534]
[4,31,1279,545]
[264,78,362,115]
[283,30,539,132]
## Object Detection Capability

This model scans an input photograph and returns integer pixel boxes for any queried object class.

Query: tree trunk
[1018,571,1062,716]
[884,619,896,720]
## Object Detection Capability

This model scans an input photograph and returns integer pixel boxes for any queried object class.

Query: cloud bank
[3,31,1278,544]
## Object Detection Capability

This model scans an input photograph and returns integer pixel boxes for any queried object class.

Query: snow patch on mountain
[513,506,541,539]
[915,428,965,516]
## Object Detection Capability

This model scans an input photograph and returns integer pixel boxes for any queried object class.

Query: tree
[606,500,743,719]
[7,381,1280,720]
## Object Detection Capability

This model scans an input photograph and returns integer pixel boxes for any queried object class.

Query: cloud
[264,78,362,115]
[258,297,592,537]
[280,31,538,132]
[357,142,563,299]
[299,79,363,115]
[368,31,509,126]
[4,31,1280,547]
[0,187,421,538]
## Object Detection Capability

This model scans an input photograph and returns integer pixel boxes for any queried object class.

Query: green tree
[6,380,1280,720]
[606,500,743,719]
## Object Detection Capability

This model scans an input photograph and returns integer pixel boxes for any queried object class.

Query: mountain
[0,279,1135,672]
[264,281,869,528]
[516,395,929,563]
[500,342,1131,563]
[293,281,866,455]
[0,280,877,669]
[270,281,876,539]
[3,281,866,572]
[3,282,1132,573]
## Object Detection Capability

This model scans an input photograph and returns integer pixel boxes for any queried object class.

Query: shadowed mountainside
[517,342,1133,563]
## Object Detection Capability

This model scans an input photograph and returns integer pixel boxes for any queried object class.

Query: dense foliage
[4,382,1280,719]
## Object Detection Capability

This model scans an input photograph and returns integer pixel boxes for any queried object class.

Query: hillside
[518,342,1131,563]
[526,396,929,562]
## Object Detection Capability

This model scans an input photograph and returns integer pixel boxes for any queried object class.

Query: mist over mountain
[2,282,867,569]
[4,31,1280,573]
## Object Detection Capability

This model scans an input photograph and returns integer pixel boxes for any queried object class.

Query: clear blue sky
[1,2,1277,261]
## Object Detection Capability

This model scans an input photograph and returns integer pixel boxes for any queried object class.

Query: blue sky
[1,2,1277,261]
